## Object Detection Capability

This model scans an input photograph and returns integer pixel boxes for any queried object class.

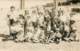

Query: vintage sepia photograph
[0,0,80,51]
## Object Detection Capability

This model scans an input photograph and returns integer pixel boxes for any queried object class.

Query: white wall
[25,0,53,9]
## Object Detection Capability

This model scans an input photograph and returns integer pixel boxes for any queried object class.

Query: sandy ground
[0,39,79,51]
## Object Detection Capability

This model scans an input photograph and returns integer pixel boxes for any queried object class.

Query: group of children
[3,6,76,44]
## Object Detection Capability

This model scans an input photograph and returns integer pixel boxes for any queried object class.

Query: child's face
[11,7,15,12]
